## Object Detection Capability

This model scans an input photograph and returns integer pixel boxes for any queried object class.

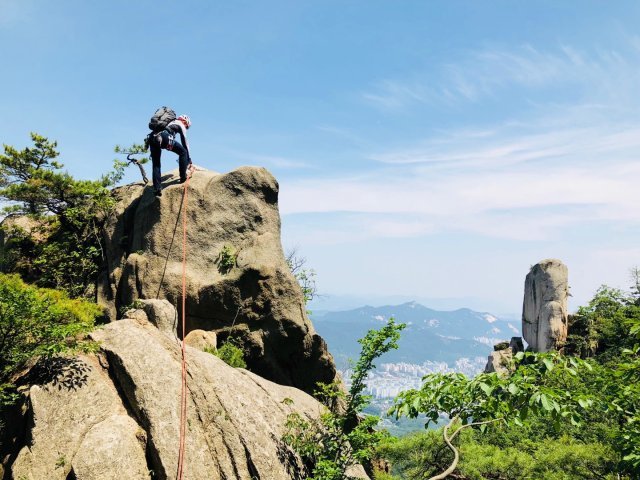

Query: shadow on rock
[22,357,91,391]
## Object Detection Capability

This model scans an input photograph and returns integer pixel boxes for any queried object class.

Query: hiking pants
[149,131,191,192]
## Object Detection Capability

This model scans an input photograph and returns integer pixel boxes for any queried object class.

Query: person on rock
[148,114,194,196]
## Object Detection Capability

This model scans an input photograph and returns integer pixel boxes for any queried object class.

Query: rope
[176,172,192,479]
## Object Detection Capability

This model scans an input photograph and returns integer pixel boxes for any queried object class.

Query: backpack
[148,106,176,133]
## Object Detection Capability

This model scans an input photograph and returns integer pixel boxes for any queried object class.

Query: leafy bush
[283,318,405,480]
[216,245,237,274]
[388,352,596,478]
[566,285,640,359]
[0,273,102,405]
[205,338,247,368]
[564,282,640,473]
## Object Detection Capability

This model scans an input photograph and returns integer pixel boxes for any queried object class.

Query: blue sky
[2,1,639,314]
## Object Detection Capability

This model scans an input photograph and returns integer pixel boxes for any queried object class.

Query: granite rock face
[184,329,217,351]
[97,167,338,395]
[12,355,150,480]
[484,337,525,375]
[522,259,569,352]
[10,318,368,480]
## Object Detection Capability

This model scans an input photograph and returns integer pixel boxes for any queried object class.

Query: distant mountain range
[312,302,522,433]
[311,301,521,370]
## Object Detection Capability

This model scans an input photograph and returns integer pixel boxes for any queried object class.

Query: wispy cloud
[280,39,640,245]
[281,159,640,242]
[362,79,432,109]
[370,123,640,171]
[361,41,640,110]
[281,110,640,242]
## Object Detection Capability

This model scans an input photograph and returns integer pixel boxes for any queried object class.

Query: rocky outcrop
[97,167,338,395]
[12,355,149,480]
[522,259,569,352]
[184,329,217,351]
[125,298,180,337]
[484,337,524,374]
[10,316,364,480]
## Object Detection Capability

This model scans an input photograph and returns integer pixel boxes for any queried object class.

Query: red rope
[176,173,192,479]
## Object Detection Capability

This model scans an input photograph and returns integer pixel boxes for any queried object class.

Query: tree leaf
[479,382,493,396]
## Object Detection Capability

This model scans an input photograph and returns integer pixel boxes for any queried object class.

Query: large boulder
[9,317,367,480]
[97,167,338,395]
[184,329,217,351]
[484,337,524,375]
[522,259,569,352]
[11,355,150,480]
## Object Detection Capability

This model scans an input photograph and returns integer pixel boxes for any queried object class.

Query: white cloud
[280,142,640,242]
[361,41,640,110]
[370,124,640,170]
[283,73,640,243]
[282,39,640,310]
[361,79,432,109]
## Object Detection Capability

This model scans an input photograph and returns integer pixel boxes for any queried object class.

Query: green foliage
[604,315,640,472]
[118,299,145,317]
[387,352,595,479]
[205,338,247,368]
[376,428,454,480]
[348,319,405,425]
[114,143,149,162]
[216,245,237,274]
[0,134,123,219]
[372,472,396,480]
[283,318,405,480]
[391,352,594,431]
[566,285,640,359]
[379,428,618,480]
[114,143,150,184]
[562,280,640,474]
[0,134,126,297]
[378,278,640,479]
[0,273,102,405]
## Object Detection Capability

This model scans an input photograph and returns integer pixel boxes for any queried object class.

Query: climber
[148,114,194,196]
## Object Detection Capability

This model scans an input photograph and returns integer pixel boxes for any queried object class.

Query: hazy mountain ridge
[312,301,521,434]
[312,301,520,370]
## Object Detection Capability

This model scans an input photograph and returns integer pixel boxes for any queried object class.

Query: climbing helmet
[178,114,191,129]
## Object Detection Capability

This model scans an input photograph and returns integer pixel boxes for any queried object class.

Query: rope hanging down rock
[177,172,192,480]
